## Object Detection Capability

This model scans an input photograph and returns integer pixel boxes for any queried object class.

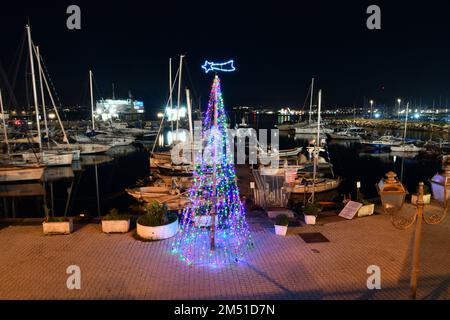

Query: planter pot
[357,204,375,217]
[102,219,130,233]
[137,218,178,240]
[43,220,73,235]
[411,194,431,205]
[193,215,219,227]
[274,224,288,236]
[304,215,316,225]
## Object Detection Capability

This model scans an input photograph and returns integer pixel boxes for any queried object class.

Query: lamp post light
[376,171,408,214]
[370,100,374,119]
[397,98,402,120]
[390,181,448,299]
[430,156,450,209]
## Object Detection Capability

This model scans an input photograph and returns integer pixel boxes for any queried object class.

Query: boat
[390,144,426,152]
[126,186,189,210]
[156,163,193,177]
[389,103,426,153]
[79,143,111,155]
[361,135,402,147]
[0,166,44,182]
[326,127,366,140]
[19,151,74,166]
[285,176,341,194]
[126,186,173,199]
[258,146,303,160]
[294,122,334,134]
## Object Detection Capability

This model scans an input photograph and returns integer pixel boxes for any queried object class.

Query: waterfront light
[430,157,450,208]
[48,113,56,120]
[157,112,164,118]
[376,171,407,214]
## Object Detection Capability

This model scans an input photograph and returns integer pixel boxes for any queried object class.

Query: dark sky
[2,0,450,113]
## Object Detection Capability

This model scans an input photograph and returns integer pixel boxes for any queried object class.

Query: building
[95,98,144,122]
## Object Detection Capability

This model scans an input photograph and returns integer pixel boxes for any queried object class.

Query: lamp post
[370,100,374,119]
[430,157,450,209]
[397,98,401,120]
[390,181,448,299]
[376,171,408,214]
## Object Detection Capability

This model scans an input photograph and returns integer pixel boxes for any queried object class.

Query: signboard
[338,201,363,220]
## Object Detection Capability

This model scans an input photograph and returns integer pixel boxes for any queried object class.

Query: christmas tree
[172,75,252,266]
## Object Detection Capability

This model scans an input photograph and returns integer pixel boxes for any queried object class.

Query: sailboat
[0,89,45,182]
[285,90,340,195]
[294,79,333,134]
[390,103,426,153]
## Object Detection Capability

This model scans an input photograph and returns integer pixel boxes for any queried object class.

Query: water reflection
[1,146,150,219]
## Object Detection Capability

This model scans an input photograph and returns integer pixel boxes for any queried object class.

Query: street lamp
[430,156,450,209]
[376,171,408,214]
[397,98,401,119]
[390,182,448,299]
[370,100,374,119]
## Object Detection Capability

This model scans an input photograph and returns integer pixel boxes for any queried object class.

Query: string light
[201,60,236,73]
[172,75,253,266]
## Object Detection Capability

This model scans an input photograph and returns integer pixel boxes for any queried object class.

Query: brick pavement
[0,205,449,300]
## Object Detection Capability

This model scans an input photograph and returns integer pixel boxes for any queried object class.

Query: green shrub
[303,203,322,216]
[136,201,175,227]
[102,208,131,221]
[275,214,289,226]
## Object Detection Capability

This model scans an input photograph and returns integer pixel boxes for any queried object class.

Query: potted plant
[303,203,321,225]
[274,214,289,236]
[411,184,431,204]
[136,201,178,240]
[43,216,73,235]
[101,208,131,233]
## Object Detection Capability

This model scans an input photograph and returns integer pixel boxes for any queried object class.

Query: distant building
[95,98,144,121]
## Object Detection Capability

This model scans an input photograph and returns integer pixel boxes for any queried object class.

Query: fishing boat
[285,176,341,194]
[126,186,189,210]
[156,163,193,177]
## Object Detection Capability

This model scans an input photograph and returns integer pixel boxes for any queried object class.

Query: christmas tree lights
[172,75,252,266]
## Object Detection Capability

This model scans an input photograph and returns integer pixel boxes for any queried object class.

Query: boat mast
[186,88,194,163]
[89,70,95,131]
[37,52,69,144]
[308,78,314,124]
[0,90,10,157]
[403,102,409,144]
[311,89,322,203]
[36,46,50,149]
[175,55,184,142]
[169,58,173,135]
[26,24,42,151]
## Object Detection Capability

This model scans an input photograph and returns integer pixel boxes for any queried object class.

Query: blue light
[414,113,420,119]
[374,113,381,118]
[202,60,236,73]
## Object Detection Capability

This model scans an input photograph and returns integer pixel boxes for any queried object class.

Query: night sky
[2,1,450,113]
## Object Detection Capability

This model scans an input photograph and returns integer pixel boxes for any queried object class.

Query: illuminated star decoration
[172,75,253,266]
[201,60,236,73]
